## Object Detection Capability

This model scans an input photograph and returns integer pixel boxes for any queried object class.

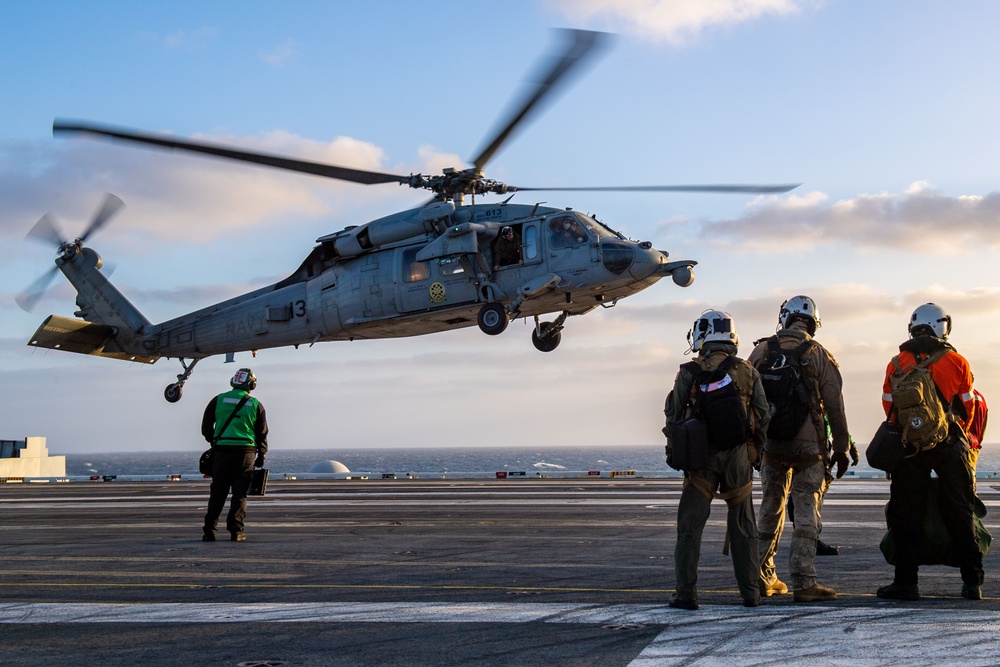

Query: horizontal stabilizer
[27,315,158,364]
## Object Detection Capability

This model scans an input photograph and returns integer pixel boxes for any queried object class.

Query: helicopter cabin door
[396,246,479,314]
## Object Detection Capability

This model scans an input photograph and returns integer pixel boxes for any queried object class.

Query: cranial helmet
[231,368,257,391]
[687,309,739,353]
[909,303,952,339]
[779,295,821,335]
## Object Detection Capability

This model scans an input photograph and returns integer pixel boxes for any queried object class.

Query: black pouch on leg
[199,449,213,476]
[670,418,710,472]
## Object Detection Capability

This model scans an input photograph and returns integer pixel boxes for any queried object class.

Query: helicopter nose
[626,245,669,281]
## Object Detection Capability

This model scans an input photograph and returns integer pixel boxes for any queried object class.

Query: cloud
[0,132,436,245]
[684,182,1000,254]
[415,145,466,177]
[161,27,218,52]
[261,39,301,67]
[548,0,807,45]
[903,285,1000,321]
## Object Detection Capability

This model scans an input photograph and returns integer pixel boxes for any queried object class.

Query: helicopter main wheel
[164,383,183,403]
[531,322,562,352]
[477,302,509,336]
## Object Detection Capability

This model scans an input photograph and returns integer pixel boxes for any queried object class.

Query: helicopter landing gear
[164,358,201,403]
[531,313,566,352]
[477,302,509,335]
[164,383,183,403]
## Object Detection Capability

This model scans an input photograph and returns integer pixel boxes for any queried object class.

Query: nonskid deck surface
[1,478,997,666]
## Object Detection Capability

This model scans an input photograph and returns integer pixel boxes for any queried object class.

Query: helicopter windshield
[573,212,622,240]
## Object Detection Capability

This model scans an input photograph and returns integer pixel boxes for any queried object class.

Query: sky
[2,1,999,455]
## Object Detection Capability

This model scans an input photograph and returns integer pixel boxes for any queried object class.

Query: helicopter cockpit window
[439,257,465,276]
[403,248,430,282]
[548,214,590,249]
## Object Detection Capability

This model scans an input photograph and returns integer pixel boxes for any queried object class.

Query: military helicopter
[19,29,795,403]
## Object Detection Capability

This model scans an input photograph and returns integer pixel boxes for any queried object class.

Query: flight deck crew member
[876,303,984,601]
[750,296,851,603]
[664,310,770,609]
[201,368,268,542]
[967,388,988,472]
[491,225,522,273]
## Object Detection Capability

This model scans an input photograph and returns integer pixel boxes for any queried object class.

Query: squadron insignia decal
[429,282,446,303]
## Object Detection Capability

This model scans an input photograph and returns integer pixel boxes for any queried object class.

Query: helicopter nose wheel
[477,302,509,336]
[531,320,562,352]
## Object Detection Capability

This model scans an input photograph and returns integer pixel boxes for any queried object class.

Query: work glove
[664,444,673,469]
[849,438,860,466]
[254,453,265,468]
[830,451,850,479]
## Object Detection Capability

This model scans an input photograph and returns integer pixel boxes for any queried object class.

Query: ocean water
[63,445,668,477]
[62,443,1000,478]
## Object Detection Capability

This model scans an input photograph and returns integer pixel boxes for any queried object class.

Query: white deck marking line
[5,600,1000,666]
[627,606,1000,666]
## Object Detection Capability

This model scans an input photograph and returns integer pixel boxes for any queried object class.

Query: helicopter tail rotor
[80,193,124,244]
[16,193,124,312]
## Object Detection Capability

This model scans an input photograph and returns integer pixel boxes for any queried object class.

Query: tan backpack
[889,349,950,451]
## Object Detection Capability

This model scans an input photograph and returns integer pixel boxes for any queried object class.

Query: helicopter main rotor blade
[508,184,801,194]
[54,120,411,187]
[25,213,67,248]
[15,266,59,312]
[80,193,125,243]
[470,29,609,173]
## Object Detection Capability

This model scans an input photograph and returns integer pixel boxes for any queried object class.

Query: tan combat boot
[760,579,789,597]
[793,583,837,602]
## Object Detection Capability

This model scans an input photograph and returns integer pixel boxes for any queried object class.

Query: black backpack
[755,338,815,440]
[685,355,751,451]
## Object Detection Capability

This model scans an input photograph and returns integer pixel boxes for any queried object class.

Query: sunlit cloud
[0,132,436,245]
[414,145,466,177]
[686,182,1000,254]
[903,285,1000,320]
[548,0,809,45]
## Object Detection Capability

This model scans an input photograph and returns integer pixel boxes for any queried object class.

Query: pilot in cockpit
[549,216,587,248]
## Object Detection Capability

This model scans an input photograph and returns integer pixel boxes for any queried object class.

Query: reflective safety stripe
[882,392,894,403]
[962,392,974,403]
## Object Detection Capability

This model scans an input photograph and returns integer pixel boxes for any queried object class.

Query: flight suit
[665,343,770,604]
[749,327,850,594]
[491,233,522,270]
